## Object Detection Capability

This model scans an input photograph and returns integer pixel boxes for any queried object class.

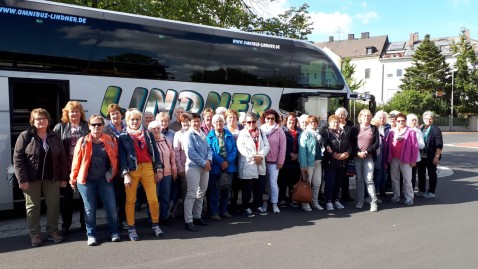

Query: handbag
[6,164,19,188]
[346,158,356,177]
[292,171,312,203]
[217,172,232,191]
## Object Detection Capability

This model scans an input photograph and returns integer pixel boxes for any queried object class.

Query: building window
[365,68,371,79]
[396,69,403,77]
[366,46,374,55]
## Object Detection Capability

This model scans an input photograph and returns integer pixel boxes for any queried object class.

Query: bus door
[0,77,13,210]
[6,78,69,206]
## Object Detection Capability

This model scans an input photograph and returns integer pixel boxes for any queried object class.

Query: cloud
[309,11,353,37]
[355,11,378,24]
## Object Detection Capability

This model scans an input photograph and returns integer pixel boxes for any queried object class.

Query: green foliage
[382,89,446,116]
[341,57,365,91]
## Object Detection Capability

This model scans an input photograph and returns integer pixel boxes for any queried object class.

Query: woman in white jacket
[407,113,425,190]
[236,112,270,217]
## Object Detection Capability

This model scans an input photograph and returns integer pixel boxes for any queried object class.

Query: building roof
[315,33,389,59]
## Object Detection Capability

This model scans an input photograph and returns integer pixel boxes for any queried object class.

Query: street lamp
[450,52,460,131]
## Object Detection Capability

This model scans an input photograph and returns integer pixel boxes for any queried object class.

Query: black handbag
[217,172,232,191]
[6,164,19,188]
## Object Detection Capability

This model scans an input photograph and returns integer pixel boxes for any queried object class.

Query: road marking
[445,142,478,149]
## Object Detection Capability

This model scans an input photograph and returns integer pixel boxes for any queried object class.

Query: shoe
[333,201,345,209]
[311,202,324,210]
[355,202,364,209]
[302,203,312,212]
[415,191,425,197]
[193,218,209,226]
[278,200,288,208]
[289,201,299,208]
[243,208,255,217]
[87,236,97,246]
[326,202,334,211]
[111,233,121,242]
[424,192,436,198]
[377,198,382,204]
[128,227,139,241]
[185,222,198,232]
[47,231,64,243]
[120,221,129,230]
[255,207,268,216]
[370,203,378,212]
[210,215,222,221]
[403,199,414,206]
[31,234,43,247]
[61,227,69,236]
[342,196,354,201]
[272,203,280,213]
[391,196,400,203]
[221,212,232,218]
[261,202,268,212]
[152,224,164,237]
[364,197,372,204]
[161,218,172,226]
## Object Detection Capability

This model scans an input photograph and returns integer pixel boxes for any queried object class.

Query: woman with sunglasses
[385,113,418,205]
[70,115,120,245]
[236,112,270,217]
[118,109,164,240]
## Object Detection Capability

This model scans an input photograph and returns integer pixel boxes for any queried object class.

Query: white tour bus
[0,0,361,210]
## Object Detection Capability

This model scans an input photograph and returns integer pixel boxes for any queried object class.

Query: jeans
[354,157,377,204]
[77,178,118,237]
[373,168,387,195]
[417,158,438,193]
[184,166,209,223]
[156,175,172,220]
[390,158,414,200]
[324,166,345,202]
[267,163,280,204]
[23,179,60,235]
[306,160,322,204]
[207,173,231,216]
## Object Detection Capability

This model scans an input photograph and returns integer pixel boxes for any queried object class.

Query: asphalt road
[1,133,477,269]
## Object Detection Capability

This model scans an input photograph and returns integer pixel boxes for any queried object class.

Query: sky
[253,0,477,42]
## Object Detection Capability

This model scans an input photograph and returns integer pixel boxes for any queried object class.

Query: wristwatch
[157,169,164,173]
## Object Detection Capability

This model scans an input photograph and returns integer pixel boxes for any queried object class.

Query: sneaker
[278,200,288,208]
[272,203,280,213]
[152,225,164,237]
[355,202,364,209]
[377,198,382,204]
[47,231,64,243]
[391,196,400,203]
[370,203,378,212]
[289,201,299,208]
[221,212,232,218]
[261,202,268,212]
[120,221,129,230]
[87,236,97,246]
[31,234,43,247]
[403,199,414,206]
[255,207,268,216]
[111,233,121,242]
[333,201,345,209]
[243,208,255,218]
[326,202,334,211]
[128,227,139,241]
[424,192,436,198]
[210,215,222,221]
[302,203,312,212]
[364,197,372,204]
[415,191,426,197]
[311,202,324,211]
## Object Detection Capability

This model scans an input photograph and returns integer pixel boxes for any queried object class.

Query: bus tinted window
[286,42,345,89]
[204,32,293,87]
[92,17,212,81]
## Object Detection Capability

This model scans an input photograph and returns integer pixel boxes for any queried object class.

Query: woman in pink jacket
[260,109,286,213]
[385,113,418,206]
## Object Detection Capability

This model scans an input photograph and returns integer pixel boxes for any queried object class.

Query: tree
[341,57,365,91]
[382,89,444,116]
[450,29,478,116]
[399,34,450,116]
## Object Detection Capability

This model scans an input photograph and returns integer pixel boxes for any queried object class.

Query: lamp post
[450,52,460,131]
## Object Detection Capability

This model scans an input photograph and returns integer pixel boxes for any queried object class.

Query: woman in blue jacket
[206,114,238,221]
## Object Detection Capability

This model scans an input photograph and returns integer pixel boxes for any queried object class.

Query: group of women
[13,102,443,247]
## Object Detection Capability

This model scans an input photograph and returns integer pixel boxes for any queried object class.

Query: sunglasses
[90,123,103,127]
[246,121,256,124]
[266,117,275,120]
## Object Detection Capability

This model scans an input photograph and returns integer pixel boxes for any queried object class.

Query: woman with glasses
[385,113,418,205]
[236,112,270,217]
[260,109,286,213]
[14,108,68,246]
[406,113,425,189]
[417,111,443,198]
[53,101,89,235]
[70,115,120,245]
[118,109,164,240]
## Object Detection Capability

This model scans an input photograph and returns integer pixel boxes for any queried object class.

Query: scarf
[394,126,407,141]
[249,127,260,151]
[260,123,276,136]
[127,126,145,150]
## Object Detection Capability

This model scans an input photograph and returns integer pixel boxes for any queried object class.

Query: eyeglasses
[90,123,103,127]
[396,120,405,123]
[34,117,47,121]
[130,118,141,121]
[246,121,256,124]
[265,117,275,121]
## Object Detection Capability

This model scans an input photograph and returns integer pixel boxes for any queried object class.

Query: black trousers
[278,166,300,202]
[241,175,266,211]
[417,158,438,193]
[60,184,85,230]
